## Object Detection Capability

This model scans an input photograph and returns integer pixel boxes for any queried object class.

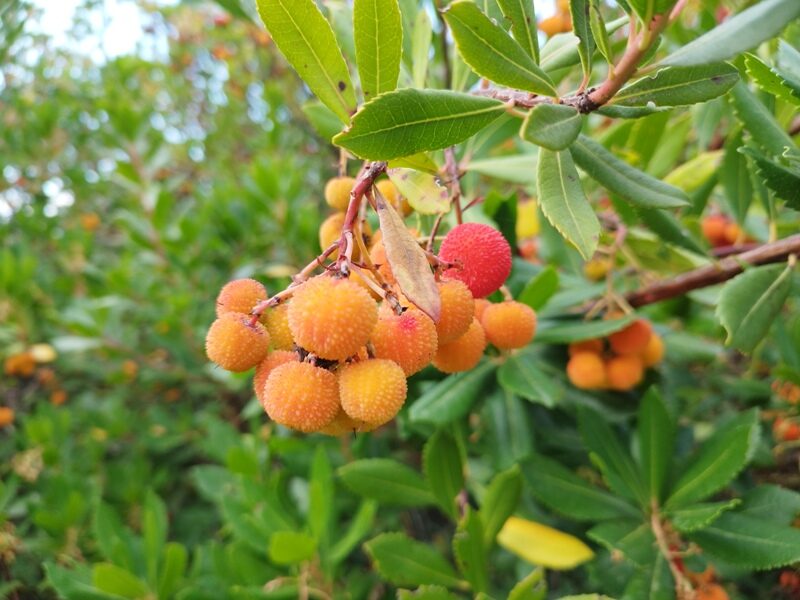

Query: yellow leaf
[387,168,449,215]
[497,516,594,570]
[663,150,722,192]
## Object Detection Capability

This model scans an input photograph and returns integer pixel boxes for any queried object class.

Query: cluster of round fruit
[565,318,664,392]
[700,213,745,248]
[205,215,536,435]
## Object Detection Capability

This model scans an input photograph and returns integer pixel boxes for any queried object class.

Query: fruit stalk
[337,161,388,273]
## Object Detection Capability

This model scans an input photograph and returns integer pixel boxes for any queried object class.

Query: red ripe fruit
[439,223,512,298]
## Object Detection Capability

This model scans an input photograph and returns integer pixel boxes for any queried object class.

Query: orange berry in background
[339,359,407,427]
[700,214,729,247]
[370,305,438,376]
[695,583,729,600]
[4,352,36,377]
[474,298,491,321]
[0,407,15,427]
[376,179,411,216]
[436,279,475,344]
[253,350,299,405]
[319,409,375,436]
[567,352,606,390]
[263,303,294,350]
[324,176,356,211]
[606,354,645,391]
[583,257,612,281]
[205,312,271,372]
[216,278,267,317]
[641,333,665,367]
[439,223,512,298]
[568,339,604,356]
[79,211,101,232]
[50,389,67,406]
[368,240,396,285]
[480,301,537,350]
[538,13,571,36]
[773,417,800,442]
[433,317,487,373]
[288,275,378,361]
[319,212,345,252]
[723,222,741,246]
[608,319,653,355]
[263,362,340,433]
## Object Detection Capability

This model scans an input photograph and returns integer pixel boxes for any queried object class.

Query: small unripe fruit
[320,212,345,252]
[773,417,800,442]
[515,199,540,238]
[436,279,475,343]
[538,13,571,36]
[433,317,486,373]
[606,355,644,391]
[701,214,729,247]
[695,584,729,600]
[641,333,664,367]
[568,339,604,356]
[253,350,299,405]
[319,409,374,436]
[339,359,407,426]
[583,258,612,281]
[567,352,606,390]
[263,362,340,432]
[368,240,396,285]
[723,222,741,246]
[371,306,438,375]
[206,313,270,372]
[481,301,537,350]
[474,298,491,321]
[264,304,294,350]
[376,179,411,216]
[608,319,653,355]
[288,276,378,360]
[324,176,356,211]
[439,223,512,298]
[0,407,14,427]
[216,278,267,316]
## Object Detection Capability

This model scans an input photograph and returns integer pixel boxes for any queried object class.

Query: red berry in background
[438,223,512,298]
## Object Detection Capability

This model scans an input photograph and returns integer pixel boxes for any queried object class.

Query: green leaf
[518,266,559,311]
[93,503,134,570]
[745,53,800,107]
[508,568,547,600]
[635,208,705,255]
[308,446,333,544]
[481,465,523,546]
[665,409,760,509]
[570,135,689,209]
[443,2,556,96]
[143,490,168,586]
[334,89,505,160]
[453,508,488,592]
[423,430,464,519]
[483,389,535,469]
[268,531,317,565]
[588,520,657,566]
[498,349,561,407]
[570,0,595,82]
[534,315,635,344]
[256,0,356,123]
[589,1,613,65]
[302,101,342,141]
[157,542,188,599]
[739,146,800,208]
[667,500,741,533]
[520,104,582,151]
[397,586,461,600]
[354,0,402,101]
[330,500,377,564]
[539,16,628,72]
[659,0,800,67]
[688,512,800,570]
[536,147,600,260]
[522,454,640,521]
[365,532,464,588]
[338,459,435,507]
[623,555,674,600]
[411,10,432,88]
[717,263,794,353]
[613,64,738,107]
[92,564,150,599]
[730,81,797,158]
[409,360,496,425]
[465,154,537,186]
[720,129,753,224]
[638,388,674,503]
[738,484,800,525]
[496,0,539,62]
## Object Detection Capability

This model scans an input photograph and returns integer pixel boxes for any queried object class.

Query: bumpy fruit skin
[288,276,378,360]
[253,350,298,405]
[339,359,407,426]
[263,362,340,432]
[641,333,664,367]
[474,298,491,321]
[216,278,267,316]
[371,306,438,375]
[206,312,270,372]
[436,279,475,344]
[481,301,537,350]
[567,352,606,390]
[0,407,14,428]
[324,176,356,211]
[439,223,512,298]
[264,304,294,350]
[568,339,604,356]
[319,409,375,436]
[606,355,644,391]
[608,319,653,355]
[433,317,486,373]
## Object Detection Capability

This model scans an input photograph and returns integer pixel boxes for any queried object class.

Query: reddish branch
[337,161,387,273]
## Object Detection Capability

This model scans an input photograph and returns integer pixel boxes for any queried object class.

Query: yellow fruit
[568,339,604,356]
[215,278,267,317]
[0,407,15,427]
[608,319,653,355]
[263,362,340,432]
[320,213,368,260]
[319,409,375,436]
[538,13,571,36]
[339,359,407,426]
[324,176,356,211]
[480,301,537,350]
[371,305,438,376]
[376,179,411,216]
[583,258,612,281]
[368,240,396,285]
[515,199,540,239]
[205,312,271,372]
[474,298,491,321]
[641,333,664,367]
[606,355,644,391]
[264,303,294,350]
[567,352,606,390]
[253,350,299,405]
[288,275,378,360]
[436,279,475,344]
[433,317,486,373]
